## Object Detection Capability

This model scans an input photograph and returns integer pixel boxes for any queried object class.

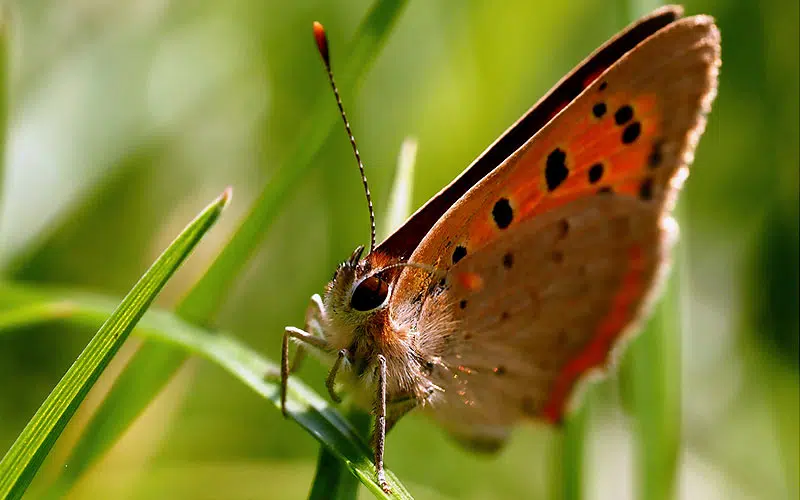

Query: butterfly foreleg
[280,324,330,417]
[286,294,327,375]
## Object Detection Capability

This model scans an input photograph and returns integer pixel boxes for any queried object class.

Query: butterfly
[279,5,720,491]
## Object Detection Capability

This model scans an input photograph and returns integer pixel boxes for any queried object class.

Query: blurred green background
[0,1,797,499]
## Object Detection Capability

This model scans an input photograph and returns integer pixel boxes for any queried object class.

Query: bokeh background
[0,1,797,499]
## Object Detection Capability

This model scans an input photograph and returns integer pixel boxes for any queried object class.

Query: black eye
[350,276,389,311]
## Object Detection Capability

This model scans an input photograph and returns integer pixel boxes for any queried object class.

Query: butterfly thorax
[320,248,439,403]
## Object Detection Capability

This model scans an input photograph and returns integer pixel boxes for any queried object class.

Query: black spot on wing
[545,148,569,191]
[622,122,641,144]
[614,105,634,125]
[492,198,513,229]
[588,163,604,184]
[592,102,607,118]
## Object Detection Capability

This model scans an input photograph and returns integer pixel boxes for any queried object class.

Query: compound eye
[350,276,389,311]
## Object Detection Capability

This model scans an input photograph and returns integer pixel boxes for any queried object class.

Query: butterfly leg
[325,349,349,403]
[372,354,390,492]
[281,326,330,417]
[278,295,328,416]
[287,294,327,375]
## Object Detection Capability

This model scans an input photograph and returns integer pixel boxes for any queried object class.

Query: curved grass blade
[0,189,231,500]
[54,0,409,492]
[0,286,413,499]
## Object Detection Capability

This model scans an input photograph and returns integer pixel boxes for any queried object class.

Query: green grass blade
[0,189,230,500]
[559,400,589,500]
[0,286,413,499]
[623,206,682,499]
[626,270,682,500]
[52,0,409,494]
[52,341,184,493]
[308,446,347,500]
[307,404,380,499]
[309,402,371,500]
[384,138,417,235]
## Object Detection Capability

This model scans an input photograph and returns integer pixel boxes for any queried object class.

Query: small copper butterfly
[280,5,720,491]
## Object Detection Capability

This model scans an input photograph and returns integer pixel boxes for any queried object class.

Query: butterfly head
[325,246,392,323]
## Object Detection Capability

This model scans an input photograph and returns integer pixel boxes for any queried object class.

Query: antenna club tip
[312,21,329,63]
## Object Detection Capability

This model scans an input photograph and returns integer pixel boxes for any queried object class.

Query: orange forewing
[376,6,684,261]
[388,12,719,424]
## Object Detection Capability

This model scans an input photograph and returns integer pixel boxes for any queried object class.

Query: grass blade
[384,138,417,235]
[54,0,410,493]
[559,401,589,500]
[0,189,230,500]
[626,273,682,499]
[308,446,348,500]
[0,285,413,499]
[623,205,682,499]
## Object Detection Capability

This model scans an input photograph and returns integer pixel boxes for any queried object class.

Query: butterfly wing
[415,195,666,447]
[388,15,720,445]
[375,5,685,261]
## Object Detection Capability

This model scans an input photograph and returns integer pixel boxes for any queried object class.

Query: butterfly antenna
[313,21,376,254]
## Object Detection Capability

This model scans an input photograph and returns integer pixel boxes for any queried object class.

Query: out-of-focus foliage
[0,1,796,499]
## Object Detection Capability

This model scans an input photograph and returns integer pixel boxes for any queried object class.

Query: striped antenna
[313,22,377,253]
